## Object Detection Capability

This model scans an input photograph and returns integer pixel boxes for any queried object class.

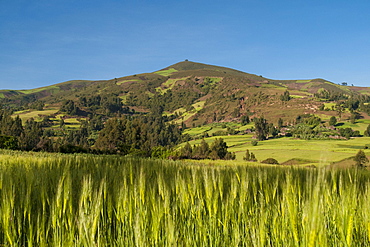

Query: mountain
[2,60,370,126]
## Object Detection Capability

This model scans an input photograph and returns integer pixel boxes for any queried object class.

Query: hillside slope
[1,60,370,127]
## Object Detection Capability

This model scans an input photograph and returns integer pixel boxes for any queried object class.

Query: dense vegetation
[0,108,184,156]
[1,61,370,164]
[0,151,370,246]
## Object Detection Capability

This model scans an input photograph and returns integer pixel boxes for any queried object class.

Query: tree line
[0,108,184,156]
[177,138,235,160]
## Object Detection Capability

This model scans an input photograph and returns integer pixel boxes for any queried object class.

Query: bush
[251,140,258,146]
[261,158,279,165]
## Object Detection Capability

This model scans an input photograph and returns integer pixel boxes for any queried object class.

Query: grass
[336,119,370,132]
[290,95,305,98]
[296,80,312,83]
[19,85,60,94]
[0,150,370,246]
[183,125,213,136]
[324,102,336,110]
[154,68,178,76]
[119,94,128,104]
[261,84,283,89]
[13,108,59,122]
[193,100,205,111]
[116,79,141,85]
[183,134,370,164]
[183,122,253,137]
[174,101,207,124]
[155,77,187,94]
[205,77,222,84]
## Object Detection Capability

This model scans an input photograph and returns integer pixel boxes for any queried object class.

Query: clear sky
[1,0,370,90]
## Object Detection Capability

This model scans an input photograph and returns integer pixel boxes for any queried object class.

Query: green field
[155,77,187,94]
[0,151,369,246]
[13,108,59,122]
[154,68,178,76]
[296,80,312,83]
[19,85,60,94]
[116,79,141,85]
[183,122,253,137]
[336,119,370,132]
[183,133,370,165]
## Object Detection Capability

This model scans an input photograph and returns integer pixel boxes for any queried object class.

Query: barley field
[0,151,370,246]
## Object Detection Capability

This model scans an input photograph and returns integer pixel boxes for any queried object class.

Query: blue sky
[1,0,370,90]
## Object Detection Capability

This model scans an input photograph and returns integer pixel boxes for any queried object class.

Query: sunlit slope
[1,60,369,125]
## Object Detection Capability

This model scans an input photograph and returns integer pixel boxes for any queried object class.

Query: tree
[59,118,65,128]
[0,135,18,149]
[10,116,24,137]
[278,118,284,129]
[243,149,251,161]
[94,117,127,154]
[268,123,278,138]
[210,138,228,159]
[354,150,368,167]
[253,117,269,141]
[250,152,257,162]
[60,100,79,115]
[364,124,370,137]
[280,91,291,101]
[335,102,345,119]
[181,142,193,158]
[240,115,250,125]
[329,116,337,126]
[224,152,236,160]
[350,112,360,124]
[193,139,210,159]
[30,101,45,111]
[19,118,43,151]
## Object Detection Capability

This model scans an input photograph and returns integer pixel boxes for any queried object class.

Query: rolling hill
[2,60,370,164]
[2,60,369,127]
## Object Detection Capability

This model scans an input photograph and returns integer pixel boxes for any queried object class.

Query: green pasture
[205,77,222,84]
[182,134,370,165]
[174,101,207,124]
[119,94,128,104]
[183,125,213,136]
[296,80,312,83]
[181,111,197,122]
[116,79,141,85]
[324,102,336,110]
[290,95,305,98]
[183,122,253,137]
[62,117,83,129]
[234,137,370,164]
[335,119,370,132]
[19,85,60,94]
[13,108,59,122]
[192,101,205,111]
[156,77,187,94]
[154,68,178,76]
[260,84,284,89]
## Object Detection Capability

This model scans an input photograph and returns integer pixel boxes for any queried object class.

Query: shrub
[251,140,258,146]
[261,158,279,164]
